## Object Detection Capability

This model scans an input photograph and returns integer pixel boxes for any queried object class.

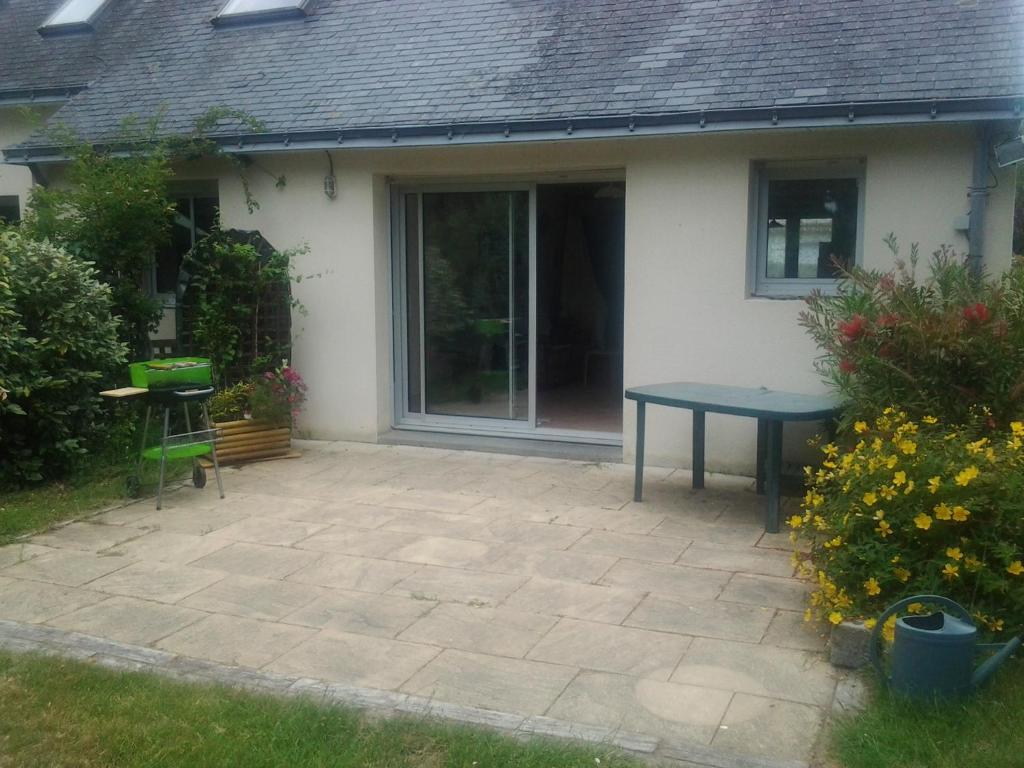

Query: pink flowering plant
[249,362,308,425]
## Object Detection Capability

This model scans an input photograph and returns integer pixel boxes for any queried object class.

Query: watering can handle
[868,595,975,682]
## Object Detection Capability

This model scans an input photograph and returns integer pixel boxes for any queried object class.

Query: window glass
[0,196,19,224]
[762,176,858,283]
[218,0,307,17]
[154,196,219,295]
[41,0,109,30]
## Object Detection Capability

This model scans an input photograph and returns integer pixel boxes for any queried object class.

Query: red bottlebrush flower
[963,303,990,323]
[838,358,857,374]
[878,274,896,292]
[838,314,868,341]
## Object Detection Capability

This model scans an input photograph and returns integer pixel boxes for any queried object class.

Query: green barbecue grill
[127,357,224,509]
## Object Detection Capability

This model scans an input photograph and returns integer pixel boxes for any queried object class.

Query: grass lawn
[0,458,190,546]
[830,660,1024,768]
[0,651,639,767]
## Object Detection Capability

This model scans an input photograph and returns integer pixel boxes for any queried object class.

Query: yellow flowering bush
[794,409,1024,635]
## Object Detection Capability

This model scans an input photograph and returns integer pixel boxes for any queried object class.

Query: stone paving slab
[547,669,734,747]
[527,617,692,679]
[282,588,436,637]
[266,629,441,689]
[48,596,206,646]
[400,648,578,716]
[398,603,557,658]
[0,576,108,623]
[0,439,837,767]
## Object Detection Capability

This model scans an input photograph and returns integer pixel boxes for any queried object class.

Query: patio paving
[0,440,835,766]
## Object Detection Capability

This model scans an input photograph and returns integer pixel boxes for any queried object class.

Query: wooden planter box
[212,418,292,465]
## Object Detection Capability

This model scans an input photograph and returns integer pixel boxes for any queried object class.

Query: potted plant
[208,363,307,464]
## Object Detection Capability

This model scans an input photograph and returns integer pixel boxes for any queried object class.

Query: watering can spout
[973,635,1023,689]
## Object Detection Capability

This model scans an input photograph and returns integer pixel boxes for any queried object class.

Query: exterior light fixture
[323,151,337,199]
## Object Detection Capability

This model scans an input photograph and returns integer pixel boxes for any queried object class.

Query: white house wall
[205,123,1015,474]
[0,106,55,217]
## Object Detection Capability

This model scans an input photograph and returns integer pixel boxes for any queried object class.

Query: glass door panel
[408,190,529,421]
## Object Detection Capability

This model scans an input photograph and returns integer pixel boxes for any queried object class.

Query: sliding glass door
[399,189,530,424]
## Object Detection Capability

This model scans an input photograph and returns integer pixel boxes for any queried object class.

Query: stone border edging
[0,618,809,768]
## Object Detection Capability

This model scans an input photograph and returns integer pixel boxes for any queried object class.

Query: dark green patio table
[625,382,842,533]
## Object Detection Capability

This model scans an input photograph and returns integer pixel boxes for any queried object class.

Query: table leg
[764,419,783,533]
[692,409,705,490]
[633,401,646,502]
[755,417,767,495]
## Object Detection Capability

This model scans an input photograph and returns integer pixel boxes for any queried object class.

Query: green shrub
[208,379,255,422]
[795,409,1024,638]
[0,231,127,485]
[23,139,175,359]
[800,240,1024,430]
[180,230,303,386]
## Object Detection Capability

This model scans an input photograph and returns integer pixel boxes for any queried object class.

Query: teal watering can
[870,595,1021,700]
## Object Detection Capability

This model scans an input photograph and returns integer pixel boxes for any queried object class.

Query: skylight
[214,0,311,23]
[39,0,111,33]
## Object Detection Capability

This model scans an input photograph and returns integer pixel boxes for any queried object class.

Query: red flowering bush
[800,237,1024,429]
[249,363,308,425]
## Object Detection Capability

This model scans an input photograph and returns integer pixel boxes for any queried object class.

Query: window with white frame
[214,0,311,24]
[39,0,111,34]
[750,161,864,298]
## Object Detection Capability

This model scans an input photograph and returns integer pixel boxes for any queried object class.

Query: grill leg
[182,401,195,476]
[203,403,225,499]
[135,405,152,483]
[156,407,171,510]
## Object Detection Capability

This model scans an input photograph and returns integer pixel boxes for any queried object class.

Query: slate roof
[2,0,1022,151]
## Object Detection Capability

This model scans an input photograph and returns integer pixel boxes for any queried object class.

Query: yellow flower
[803,490,824,508]
[922,415,938,424]
[875,520,892,537]
[862,491,878,507]
[907,602,925,614]
[864,618,878,630]
[864,578,881,596]
[989,618,1005,633]
[883,614,897,643]
[879,485,897,501]
[946,547,963,561]
[934,503,953,520]
[955,466,980,486]
[952,505,971,522]
[914,513,933,530]
[967,438,989,455]
[965,556,982,572]
[1011,421,1024,437]
[1008,561,1024,576]
[787,515,804,529]
[803,608,813,622]
[894,567,911,582]
[904,480,915,495]
[854,421,869,434]
[898,439,917,455]
[893,470,907,486]
[828,611,844,626]
[943,563,960,580]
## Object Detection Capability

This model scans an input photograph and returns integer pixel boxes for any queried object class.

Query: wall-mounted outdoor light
[324,151,337,199]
